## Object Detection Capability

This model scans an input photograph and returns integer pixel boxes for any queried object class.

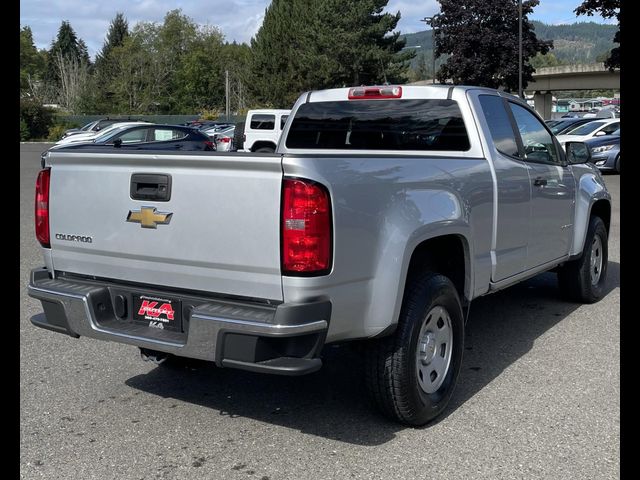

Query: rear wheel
[558,216,608,303]
[255,146,275,153]
[365,272,464,426]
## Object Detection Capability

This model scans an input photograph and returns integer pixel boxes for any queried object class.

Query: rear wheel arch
[403,234,471,307]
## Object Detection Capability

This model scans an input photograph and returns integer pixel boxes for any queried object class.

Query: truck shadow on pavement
[125,261,619,446]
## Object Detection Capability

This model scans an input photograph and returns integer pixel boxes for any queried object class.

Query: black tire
[557,216,608,303]
[255,146,275,153]
[365,272,464,426]
[615,154,620,174]
[233,121,245,151]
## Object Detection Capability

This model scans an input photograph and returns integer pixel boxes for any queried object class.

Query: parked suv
[236,109,291,152]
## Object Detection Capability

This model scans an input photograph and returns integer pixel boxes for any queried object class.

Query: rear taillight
[281,178,332,275]
[35,168,51,248]
[218,137,231,143]
[204,140,215,150]
[348,86,402,99]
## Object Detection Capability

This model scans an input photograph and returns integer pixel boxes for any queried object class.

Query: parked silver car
[203,125,235,152]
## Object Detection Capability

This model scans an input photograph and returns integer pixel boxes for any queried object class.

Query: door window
[509,103,560,165]
[116,128,150,144]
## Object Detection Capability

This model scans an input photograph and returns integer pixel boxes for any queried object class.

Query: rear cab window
[286,99,470,151]
[478,95,520,158]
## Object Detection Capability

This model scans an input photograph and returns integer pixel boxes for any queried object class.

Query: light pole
[421,14,440,84]
[518,0,523,98]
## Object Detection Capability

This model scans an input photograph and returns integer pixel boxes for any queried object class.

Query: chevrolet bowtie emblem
[127,207,173,229]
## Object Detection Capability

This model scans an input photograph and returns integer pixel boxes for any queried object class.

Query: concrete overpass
[526,63,620,119]
[407,63,619,119]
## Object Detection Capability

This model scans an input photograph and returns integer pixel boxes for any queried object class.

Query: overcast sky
[20,0,615,60]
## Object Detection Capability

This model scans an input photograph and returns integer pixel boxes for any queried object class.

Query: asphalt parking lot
[20,143,619,479]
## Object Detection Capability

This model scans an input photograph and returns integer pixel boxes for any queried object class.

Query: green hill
[401,21,617,69]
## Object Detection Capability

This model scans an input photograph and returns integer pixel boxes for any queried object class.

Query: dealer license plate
[132,294,182,332]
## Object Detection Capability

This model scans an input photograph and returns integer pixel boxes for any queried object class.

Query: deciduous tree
[433,0,552,92]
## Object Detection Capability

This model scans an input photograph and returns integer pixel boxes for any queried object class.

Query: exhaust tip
[139,347,170,365]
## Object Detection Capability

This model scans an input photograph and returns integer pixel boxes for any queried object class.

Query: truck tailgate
[46,151,284,301]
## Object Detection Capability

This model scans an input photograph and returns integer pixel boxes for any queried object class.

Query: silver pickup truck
[28,85,610,426]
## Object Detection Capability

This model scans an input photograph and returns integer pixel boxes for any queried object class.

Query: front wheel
[558,216,608,303]
[365,272,464,426]
[615,155,620,174]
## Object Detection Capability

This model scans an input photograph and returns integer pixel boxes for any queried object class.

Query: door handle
[130,173,172,201]
[533,177,547,187]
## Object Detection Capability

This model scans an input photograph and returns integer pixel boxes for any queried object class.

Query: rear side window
[566,121,606,135]
[286,99,470,151]
[153,128,186,141]
[479,95,519,157]
[250,114,275,130]
[280,115,289,129]
[600,122,619,135]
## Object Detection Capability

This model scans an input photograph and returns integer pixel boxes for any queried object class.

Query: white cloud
[385,0,439,34]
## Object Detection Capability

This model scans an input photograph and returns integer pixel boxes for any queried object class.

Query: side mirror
[566,141,591,165]
[595,130,606,137]
[113,138,122,148]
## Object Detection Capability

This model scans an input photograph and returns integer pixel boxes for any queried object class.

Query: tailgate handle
[130,173,172,201]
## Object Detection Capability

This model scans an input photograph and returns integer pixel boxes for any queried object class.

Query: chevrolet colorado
[28,85,610,425]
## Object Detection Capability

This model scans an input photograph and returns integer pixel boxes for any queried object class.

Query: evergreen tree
[250,0,315,107]
[251,0,413,108]
[20,26,45,93]
[574,0,619,70]
[44,21,87,90]
[78,39,91,66]
[415,52,429,80]
[95,12,129,65]
[91,13,130,112]
[311,0,413,86]
[433,0,552,92]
